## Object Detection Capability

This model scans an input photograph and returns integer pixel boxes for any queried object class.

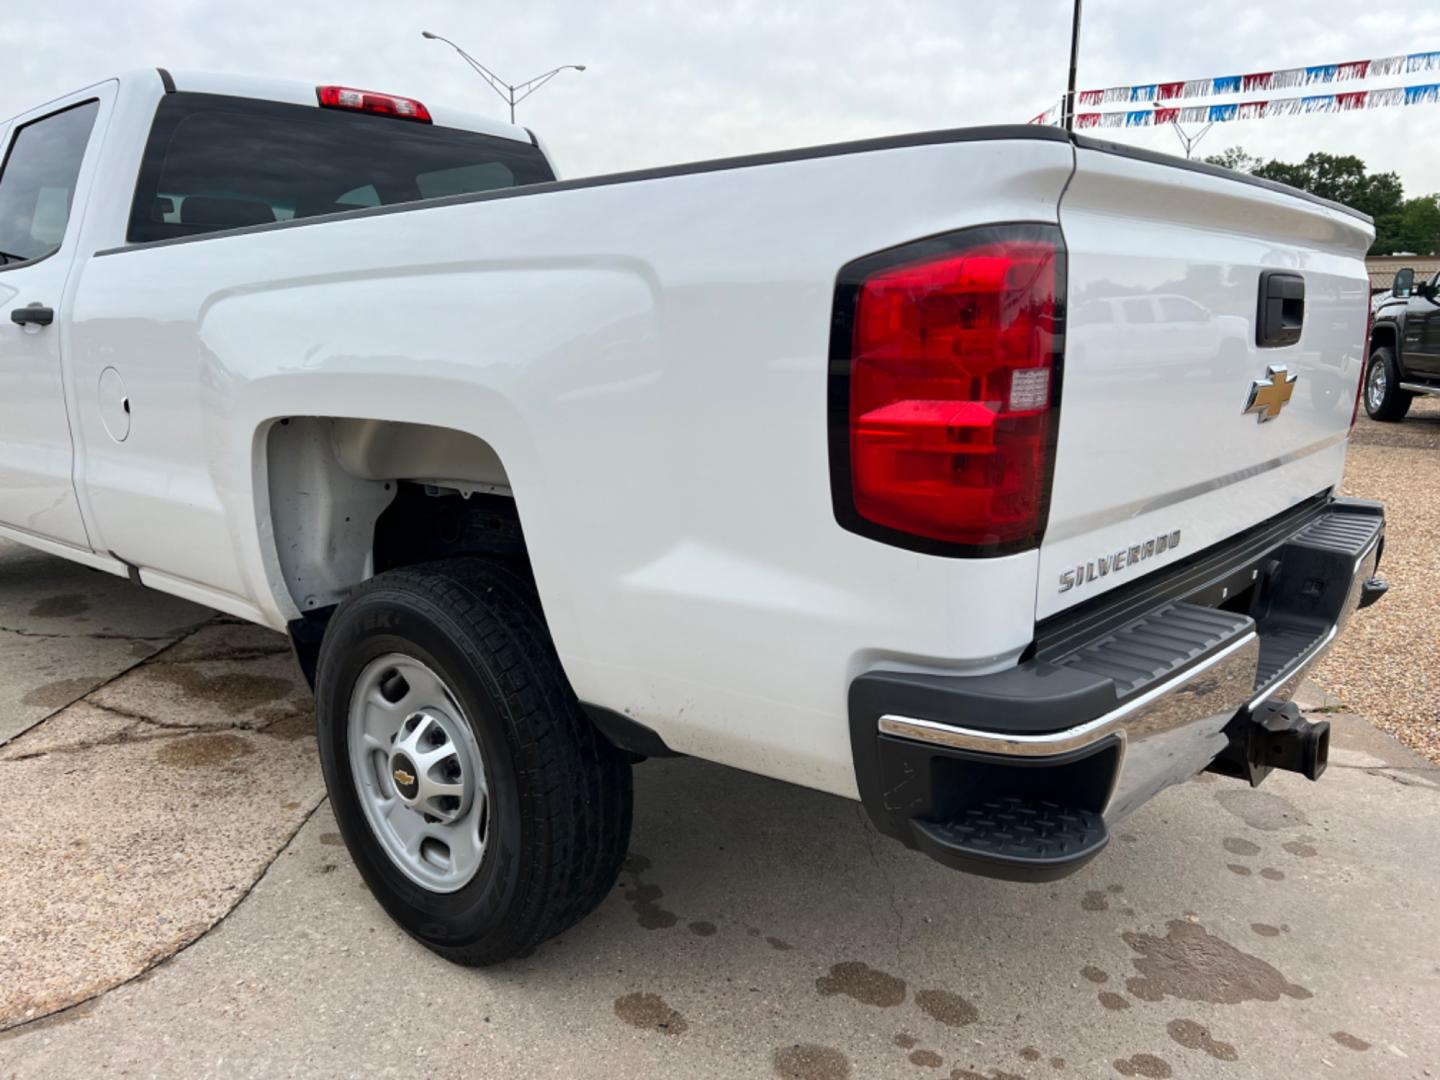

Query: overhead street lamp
[1153,103,1214,159]
[421,31,586,124]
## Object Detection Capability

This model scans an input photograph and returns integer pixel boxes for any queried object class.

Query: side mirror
[1392,268,1415,298]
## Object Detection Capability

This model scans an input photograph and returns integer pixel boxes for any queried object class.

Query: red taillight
[317,85,432,123]
[829,225,1065,555]
[1351,301,1373,430]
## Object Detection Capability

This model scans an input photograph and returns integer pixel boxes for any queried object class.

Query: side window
[0,101,99,268]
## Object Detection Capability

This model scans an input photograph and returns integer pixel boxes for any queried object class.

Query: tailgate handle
[1256,271,1304,348]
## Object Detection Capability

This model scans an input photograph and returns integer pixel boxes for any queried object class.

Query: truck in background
[1368,265,1440,420]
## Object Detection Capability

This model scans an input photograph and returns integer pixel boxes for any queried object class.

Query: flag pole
[1064,0,1084,131]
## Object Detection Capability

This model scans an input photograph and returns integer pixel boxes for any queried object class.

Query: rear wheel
[315,558,633,965]
[1364,346,1413,422]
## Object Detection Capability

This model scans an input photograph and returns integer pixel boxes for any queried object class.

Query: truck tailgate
[1039,143,1374,620]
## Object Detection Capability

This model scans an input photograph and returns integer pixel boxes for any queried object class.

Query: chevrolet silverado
[0,69,1387,964]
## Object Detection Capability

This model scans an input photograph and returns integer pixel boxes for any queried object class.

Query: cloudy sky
[7,1,1440,194]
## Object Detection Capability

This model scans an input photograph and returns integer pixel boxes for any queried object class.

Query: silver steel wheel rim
[1367,359,1387,411]
[347,653,489,893]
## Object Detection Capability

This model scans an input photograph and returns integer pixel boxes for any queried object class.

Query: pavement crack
[88,699,277,736]
[0,624,193,642]
[855,802,905,972]
[0,726,178,763]
[1366,768,1439,790]
[0,619,216,752]
[85,700,160,726]
[146,646,291,666]
[0,795,329,1038]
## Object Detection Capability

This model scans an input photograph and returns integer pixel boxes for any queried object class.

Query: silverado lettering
[1058,530,1183,593]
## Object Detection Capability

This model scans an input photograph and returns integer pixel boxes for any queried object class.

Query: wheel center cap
[390,752,421,803]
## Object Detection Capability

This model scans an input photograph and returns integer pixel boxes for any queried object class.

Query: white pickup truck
[2,69,1388,965]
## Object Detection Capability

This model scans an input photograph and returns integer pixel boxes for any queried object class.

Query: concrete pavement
[0,540,323,1026]
[1,540,1438,1079]
[0,538,209,743]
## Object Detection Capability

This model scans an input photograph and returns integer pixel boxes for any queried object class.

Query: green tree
[1392,194,1440,255]
[1251,152,1404,252]
[1202,146,1264,173]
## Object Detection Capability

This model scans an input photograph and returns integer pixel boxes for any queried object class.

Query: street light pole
[421,31,586,124]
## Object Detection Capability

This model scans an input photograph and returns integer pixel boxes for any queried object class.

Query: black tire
[1364,346,1413,422]
[315,558,633,966]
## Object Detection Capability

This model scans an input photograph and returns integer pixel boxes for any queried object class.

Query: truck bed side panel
[67,135,1075,798]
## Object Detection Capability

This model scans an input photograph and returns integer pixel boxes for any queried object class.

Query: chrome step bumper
[849,497,1384,881]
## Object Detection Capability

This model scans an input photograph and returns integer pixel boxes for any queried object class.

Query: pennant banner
[1027,101,1063,126]
[1030,50,1440,123]
[1073,83,1440,128]
[1074,50,1440,107]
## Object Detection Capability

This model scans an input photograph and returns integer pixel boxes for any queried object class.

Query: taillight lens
[828,225,1065,555]
[317,85,432,123]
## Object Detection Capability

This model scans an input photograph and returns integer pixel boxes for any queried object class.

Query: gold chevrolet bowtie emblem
[393,768,415,787]
[1243,364,1297,422]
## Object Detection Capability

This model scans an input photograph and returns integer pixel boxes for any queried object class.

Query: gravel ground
[1310,396,1440,762]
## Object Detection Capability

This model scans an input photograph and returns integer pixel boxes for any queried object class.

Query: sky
[6,1,1440,195]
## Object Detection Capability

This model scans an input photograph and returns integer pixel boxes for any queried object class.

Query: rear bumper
[849,495,1384,881]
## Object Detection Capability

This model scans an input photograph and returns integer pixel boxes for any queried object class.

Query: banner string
[1028,49,1440,125]
[1063,82,1440,129]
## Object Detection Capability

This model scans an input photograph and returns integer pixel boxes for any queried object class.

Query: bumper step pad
[1250,505,1384,699]
[910,796,1109,882]
[1290,511,1383,557]
[1254,623,1327,689]
[1056,602,1253,697]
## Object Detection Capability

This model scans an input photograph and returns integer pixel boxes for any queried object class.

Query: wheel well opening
[1370,321,1397,354]
[265,417,530,682]
[372,483,528,576]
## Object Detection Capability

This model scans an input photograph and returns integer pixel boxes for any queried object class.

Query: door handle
[10,304,55,327]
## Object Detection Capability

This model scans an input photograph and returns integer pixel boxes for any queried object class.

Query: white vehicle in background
[0,69,1387,964]
[1067,292,1250,375]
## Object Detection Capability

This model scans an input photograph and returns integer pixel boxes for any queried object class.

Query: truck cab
[0,69,551,588]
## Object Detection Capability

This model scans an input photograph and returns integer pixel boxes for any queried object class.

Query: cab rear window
[127,92,553,244]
